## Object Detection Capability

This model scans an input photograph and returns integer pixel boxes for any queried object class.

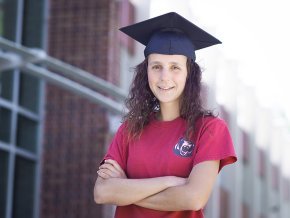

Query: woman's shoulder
[116,121,129,134]
[111,121,130,145]
[195,115,228,130]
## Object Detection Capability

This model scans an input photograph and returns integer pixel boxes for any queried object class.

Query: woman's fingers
[98,159,127,179]
[105,159,127,178]
[97,169,113,179]
[99,163,119,174]
[98,166,119,179]
[104,159,123,172]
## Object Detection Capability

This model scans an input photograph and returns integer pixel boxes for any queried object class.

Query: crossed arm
[94,159,219,211]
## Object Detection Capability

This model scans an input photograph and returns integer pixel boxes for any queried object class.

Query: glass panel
[19,73,40,113]
[0,106,11,143]
[2,0,18,41]
[13,156,35,218]
[0,70,14,101]
[0,0,3,36]
[18,0,45,114]
[22,0,45,47]
[0,150,9,218]
[16,114,37,153]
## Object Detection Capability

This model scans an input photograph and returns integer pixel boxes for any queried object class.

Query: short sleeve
[101,123,128,171]
[193,118,237,172]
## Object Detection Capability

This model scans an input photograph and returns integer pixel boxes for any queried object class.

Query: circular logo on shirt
[173,138,194,157]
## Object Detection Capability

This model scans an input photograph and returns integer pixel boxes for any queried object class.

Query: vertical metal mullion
[33,79,46,218]
[5,68,19,218]
[33,0,48,216]
[11,68,20,146]
[6,54,21,218]
[5,0,24,218]
[5,148,15,218]
[5,72,19,218]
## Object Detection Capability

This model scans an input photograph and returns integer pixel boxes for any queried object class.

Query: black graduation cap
[119,12,221,61]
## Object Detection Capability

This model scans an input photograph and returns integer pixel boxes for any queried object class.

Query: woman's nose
[160,68,170,81]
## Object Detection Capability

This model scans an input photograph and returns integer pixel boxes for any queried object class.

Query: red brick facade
[40,1,121,217]
[219,187,230,218]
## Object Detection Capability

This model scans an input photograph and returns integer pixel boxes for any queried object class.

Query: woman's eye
[152,65,161,70]
[172,66,180,70]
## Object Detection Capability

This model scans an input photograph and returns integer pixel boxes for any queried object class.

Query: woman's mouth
[158,86,174,91]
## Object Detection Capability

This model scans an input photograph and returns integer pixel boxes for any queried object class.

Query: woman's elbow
[186,193,208,211]
[94,189,104,204]
[93,178,130,206]
[94,178,108,204]
[94,186,127,206]
[190,200,205,211]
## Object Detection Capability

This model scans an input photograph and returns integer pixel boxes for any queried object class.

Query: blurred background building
[0,0,289,218]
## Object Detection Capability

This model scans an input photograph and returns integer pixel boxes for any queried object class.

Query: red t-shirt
[103,115,237,218]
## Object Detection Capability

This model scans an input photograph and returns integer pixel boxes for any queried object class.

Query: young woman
[94,12,237,218]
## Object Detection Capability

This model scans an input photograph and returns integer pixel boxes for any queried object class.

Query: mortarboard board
[119,12,221,61]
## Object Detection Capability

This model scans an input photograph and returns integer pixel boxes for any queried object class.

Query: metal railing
[0,37,127,114]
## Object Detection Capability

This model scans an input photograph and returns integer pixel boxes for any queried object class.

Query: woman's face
[147,54,188,107]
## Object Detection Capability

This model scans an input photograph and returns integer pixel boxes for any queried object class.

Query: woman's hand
[97,159,186,186]
[97,159,127,179]
[95,159,187,206]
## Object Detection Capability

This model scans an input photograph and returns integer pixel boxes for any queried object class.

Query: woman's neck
[158,102,180,121]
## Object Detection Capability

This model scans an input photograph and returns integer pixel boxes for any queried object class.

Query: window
[0,0,3,35]
[0,150,9,218]
[0,106,12,143]
[1,0,18,41]
[0,70,14,101]
[283,178,290,202]
[0,1,45,218]
[12,156,36,218]
[16,114,38,152]
[241,130,250,164]
[271,164,280,190]
[258,149,266,178]
[19,74,40,113]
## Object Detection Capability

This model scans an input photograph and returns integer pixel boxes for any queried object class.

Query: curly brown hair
[123,57,213,140]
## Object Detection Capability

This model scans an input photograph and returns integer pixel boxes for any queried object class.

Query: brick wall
[40,0,119,217]
[219,187,230,218]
